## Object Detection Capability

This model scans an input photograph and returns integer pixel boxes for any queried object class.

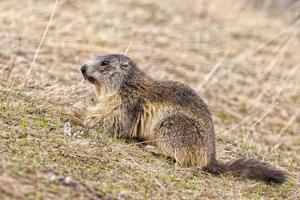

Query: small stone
[64,176,72,185]
[46,173,57,182]
[118,191,126,200]
[62,121,72,137]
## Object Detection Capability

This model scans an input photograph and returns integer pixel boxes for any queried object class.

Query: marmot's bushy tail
[204,157,286,184]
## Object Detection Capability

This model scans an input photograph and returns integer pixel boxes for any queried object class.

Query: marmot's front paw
[68,102,87,125]
[82,115,103,127]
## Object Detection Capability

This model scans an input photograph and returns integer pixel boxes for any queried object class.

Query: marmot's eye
[100,60,109,66]
[120,60,129,69]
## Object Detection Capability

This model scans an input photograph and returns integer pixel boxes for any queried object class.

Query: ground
[0,0,299,199]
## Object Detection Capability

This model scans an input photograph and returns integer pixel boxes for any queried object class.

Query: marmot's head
[81,54,140,93]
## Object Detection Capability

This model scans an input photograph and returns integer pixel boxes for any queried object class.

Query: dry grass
[0,0,299,199]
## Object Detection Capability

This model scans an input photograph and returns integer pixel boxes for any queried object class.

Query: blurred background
[0,0,299,199]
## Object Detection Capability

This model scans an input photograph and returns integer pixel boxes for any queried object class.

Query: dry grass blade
[278,110,300,135]
[2,38,22,82]
[250,102,279,131]
[24,0,58,85]
[198,50,228,91]
[124,41,133,56]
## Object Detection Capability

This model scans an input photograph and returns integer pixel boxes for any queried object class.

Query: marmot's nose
[81,64,87,75]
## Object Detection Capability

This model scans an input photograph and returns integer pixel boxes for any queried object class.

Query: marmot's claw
[144,145,160,155]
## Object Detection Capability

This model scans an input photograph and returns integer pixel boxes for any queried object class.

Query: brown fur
[76,54,286,184]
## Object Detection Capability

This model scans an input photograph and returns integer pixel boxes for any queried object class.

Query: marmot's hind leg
[154,115,211,167]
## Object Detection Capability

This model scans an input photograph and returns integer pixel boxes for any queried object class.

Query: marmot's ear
[121,60,129,69]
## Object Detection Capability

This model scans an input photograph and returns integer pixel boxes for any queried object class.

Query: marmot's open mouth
[87,77,96,83]
[83,75,96,83]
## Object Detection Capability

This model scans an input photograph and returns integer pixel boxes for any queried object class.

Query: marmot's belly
[137,103,174,141]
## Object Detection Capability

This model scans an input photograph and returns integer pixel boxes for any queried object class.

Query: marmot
[76,54,286,184]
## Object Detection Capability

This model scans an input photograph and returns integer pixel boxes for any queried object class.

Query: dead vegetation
[0,0,299,199]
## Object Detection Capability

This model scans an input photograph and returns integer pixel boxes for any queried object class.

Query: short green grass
[0,85,299,200]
